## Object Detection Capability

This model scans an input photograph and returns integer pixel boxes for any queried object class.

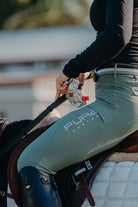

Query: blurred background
[0,0,96,122]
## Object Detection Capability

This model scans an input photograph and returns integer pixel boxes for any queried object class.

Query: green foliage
[0,0,90,30]
[0,0,37,29]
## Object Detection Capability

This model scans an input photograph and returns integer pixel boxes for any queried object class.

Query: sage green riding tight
[17,74,138,176]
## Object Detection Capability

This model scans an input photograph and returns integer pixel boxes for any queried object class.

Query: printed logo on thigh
[63,110,98,132]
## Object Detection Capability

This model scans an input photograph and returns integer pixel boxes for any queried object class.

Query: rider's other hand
[55,72,69,100]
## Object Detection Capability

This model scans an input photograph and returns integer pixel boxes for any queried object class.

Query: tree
[0,0,90,30]
[0,0,38,29]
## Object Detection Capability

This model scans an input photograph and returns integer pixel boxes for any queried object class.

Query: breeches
[17,74,138,176]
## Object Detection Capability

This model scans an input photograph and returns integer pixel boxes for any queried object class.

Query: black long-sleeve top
[63,0,138,78]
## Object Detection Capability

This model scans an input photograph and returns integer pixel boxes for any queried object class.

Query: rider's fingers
[57,83,68,94]
[55,85,68,100]
[56,72,69,88]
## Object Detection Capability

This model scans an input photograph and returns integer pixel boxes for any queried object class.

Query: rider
[17,0,138,206]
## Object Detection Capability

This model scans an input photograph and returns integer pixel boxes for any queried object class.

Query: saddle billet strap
[56,143,120,207]
[77,173,95,206]
[70,135,138,206]
[75,146,119,206]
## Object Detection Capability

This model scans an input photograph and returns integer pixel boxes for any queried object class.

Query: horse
[0,109,138,207]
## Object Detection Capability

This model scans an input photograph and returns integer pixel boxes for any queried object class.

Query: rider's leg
[17,74,138,206]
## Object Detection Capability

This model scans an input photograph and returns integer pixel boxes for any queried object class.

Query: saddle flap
[7,127,47,206]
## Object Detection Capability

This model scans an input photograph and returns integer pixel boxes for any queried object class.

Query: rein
[0,94,67,158]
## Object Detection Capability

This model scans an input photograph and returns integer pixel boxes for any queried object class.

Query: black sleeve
[63,0,134,78]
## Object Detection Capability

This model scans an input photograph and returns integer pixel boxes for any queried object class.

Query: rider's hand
[55,71,69,100]
[55,72,90,100]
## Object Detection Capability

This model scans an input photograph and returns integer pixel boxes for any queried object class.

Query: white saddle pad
[7,161,138,207]
[82,161,138,207]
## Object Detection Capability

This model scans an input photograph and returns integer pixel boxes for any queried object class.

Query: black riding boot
[19,166,62,207]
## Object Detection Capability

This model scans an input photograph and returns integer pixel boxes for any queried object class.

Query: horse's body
[7,129,138,207]
[7,146,138,207]
[0,113,138,207]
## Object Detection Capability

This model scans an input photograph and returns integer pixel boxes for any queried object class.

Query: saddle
[2,127,136,207]
[6,127,138,207]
